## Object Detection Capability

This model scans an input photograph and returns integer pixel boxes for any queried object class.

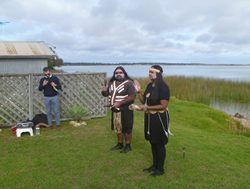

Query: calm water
[210,101,250,118]
[58,64,250,82]
[58,64,250,118]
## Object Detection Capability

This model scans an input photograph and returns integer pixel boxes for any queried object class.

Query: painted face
[149,70,157,80]
[148,68,160,80]
[114,69,125,81]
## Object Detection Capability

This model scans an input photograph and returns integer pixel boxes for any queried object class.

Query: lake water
[58,64,250,118]
[210,101,250,118]
[58,64,250,82]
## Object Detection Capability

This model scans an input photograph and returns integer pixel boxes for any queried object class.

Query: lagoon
[58,64,250,82]
[58,64,250,118]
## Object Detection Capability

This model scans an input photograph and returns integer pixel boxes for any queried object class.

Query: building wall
[0,59,48,74]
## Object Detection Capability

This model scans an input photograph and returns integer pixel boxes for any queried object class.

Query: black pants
[150,142,166,172]
[111,110,133,134]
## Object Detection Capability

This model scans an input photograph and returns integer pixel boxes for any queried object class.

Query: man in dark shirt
[39,67,62,128]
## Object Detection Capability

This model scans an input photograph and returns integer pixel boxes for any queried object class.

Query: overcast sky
[1,0,250,64]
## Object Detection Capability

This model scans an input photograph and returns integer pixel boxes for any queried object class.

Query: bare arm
[138,99,168,111]
[134,80,144,103]
[137,91,145,104]
[101,85,109,97]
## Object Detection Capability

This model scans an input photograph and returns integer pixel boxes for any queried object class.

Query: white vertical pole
[28,74,33,120]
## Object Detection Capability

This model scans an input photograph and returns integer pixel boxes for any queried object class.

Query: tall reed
[136,76,250,105]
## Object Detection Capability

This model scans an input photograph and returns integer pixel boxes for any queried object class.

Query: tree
[48,56,64,69]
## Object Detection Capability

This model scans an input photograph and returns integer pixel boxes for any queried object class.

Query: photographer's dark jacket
[39,75,62,97]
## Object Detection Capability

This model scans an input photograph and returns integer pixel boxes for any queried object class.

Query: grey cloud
[2,0,250,63]
[196,34,212,43]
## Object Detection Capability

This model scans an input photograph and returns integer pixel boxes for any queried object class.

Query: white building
[0,41,57,74]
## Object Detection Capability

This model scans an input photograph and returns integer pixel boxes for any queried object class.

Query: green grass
[0,98,249,189]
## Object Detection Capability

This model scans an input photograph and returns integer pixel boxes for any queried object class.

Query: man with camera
[39,67,62,128]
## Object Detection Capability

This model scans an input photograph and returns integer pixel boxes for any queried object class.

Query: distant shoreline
[63,62,250,66]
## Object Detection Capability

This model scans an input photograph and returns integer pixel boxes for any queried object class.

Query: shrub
[67,106,89,122]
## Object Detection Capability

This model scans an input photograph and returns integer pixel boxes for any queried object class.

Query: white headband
[149,68,161,73]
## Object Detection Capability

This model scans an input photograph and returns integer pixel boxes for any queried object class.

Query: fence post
[29,74,33,120]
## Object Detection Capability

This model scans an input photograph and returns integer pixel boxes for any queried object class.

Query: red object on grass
[11,126,17,135]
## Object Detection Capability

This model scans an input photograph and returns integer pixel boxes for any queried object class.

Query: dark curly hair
[109,66,133,83]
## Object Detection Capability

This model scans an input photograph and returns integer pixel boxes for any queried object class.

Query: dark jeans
[150,142,166,172]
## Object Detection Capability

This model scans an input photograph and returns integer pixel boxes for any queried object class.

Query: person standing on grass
[39,67,62,128]
[101,66,136,153]
[136,65,170,176]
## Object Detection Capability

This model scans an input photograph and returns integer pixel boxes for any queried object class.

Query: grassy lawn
[0,98,249,189]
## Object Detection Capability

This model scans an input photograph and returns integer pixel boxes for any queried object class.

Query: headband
[149,68,161,73]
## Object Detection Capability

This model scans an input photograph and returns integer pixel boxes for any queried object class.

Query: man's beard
[115,75,125,82]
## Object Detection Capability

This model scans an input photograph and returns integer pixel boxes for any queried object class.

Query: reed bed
[136,76,250,105]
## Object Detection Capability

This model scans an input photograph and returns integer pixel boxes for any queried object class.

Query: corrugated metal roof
[0,41,56,58]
